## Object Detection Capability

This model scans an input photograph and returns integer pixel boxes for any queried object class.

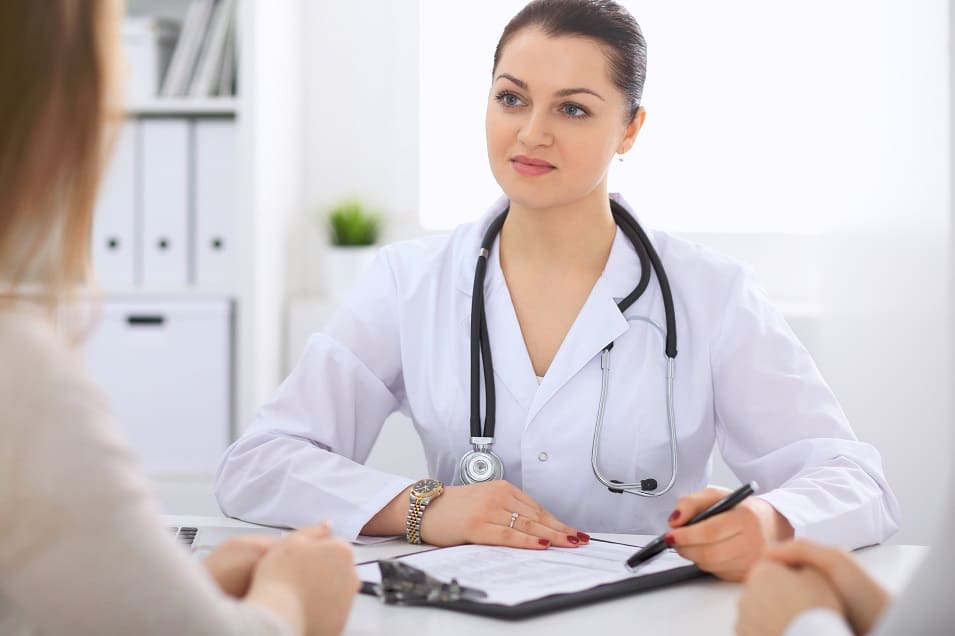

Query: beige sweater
[0,306,291,635]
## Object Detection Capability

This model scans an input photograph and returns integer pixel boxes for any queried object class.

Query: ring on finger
[508,511,519,529]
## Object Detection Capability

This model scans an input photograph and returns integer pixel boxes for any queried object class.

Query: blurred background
[90,0,951,546]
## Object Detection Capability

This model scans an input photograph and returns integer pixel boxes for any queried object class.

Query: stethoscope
[459,199,680,497]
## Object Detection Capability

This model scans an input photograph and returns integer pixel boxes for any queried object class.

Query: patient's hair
[0,0,120,299]
[493,0,647,122]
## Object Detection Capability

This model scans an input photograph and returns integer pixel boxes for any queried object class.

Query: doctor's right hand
[420,481,587,549]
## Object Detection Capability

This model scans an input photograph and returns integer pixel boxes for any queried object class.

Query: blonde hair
[0,0,121,303]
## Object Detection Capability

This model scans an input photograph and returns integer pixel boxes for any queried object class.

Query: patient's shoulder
[0,305,84,391]
[0,305,113,450]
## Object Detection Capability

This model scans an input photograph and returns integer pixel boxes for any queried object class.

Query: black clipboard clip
[366,559,488,605]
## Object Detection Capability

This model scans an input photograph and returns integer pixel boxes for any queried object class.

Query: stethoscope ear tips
[607,478,658,494]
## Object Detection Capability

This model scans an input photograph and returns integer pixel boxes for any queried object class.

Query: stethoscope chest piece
[459,437,504,484]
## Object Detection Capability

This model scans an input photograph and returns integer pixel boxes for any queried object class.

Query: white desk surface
[164,517,927,636]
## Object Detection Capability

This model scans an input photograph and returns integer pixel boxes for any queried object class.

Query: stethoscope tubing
[464,200,679,494]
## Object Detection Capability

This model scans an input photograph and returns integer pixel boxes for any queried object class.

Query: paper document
[357,540,693,606]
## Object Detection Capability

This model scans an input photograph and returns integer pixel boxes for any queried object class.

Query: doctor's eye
[560,103,590,119]
[495,90,525,109]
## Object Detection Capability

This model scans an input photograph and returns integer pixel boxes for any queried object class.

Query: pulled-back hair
[493,0,647,121]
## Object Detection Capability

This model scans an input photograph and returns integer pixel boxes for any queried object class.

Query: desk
[161,517,926,636]
[345,534,926,636]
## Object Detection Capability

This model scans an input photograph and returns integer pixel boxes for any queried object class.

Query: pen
[625,481,759,571]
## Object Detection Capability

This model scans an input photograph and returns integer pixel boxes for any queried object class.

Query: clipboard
[357,539,706,620]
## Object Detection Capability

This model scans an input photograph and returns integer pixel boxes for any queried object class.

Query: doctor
[217,0,899,581]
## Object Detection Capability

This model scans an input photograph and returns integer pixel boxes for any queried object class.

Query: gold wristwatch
[406,478,444,544]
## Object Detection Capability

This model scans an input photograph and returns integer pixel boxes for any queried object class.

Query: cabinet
[83,299,232,472]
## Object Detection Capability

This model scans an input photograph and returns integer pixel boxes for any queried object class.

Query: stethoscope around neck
[459,199,680,497]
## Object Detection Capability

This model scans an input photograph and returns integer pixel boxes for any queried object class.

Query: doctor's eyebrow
[494,73,605,101]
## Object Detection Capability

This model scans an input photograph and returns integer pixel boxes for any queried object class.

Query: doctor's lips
[510,155,555,177]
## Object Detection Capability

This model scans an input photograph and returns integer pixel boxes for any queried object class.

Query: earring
[618,153,625,163]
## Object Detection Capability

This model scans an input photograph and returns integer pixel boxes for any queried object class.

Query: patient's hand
[202,533,284,597]
[736,559,844,636]
[762,540,891,635]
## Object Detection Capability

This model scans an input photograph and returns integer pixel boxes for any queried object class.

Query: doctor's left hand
[664,487,794,581]
[420,481,587,549]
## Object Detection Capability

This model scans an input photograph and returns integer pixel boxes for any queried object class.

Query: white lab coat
[216,194,900,544]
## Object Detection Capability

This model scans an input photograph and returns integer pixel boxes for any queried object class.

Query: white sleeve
[710,268,900,548]
[784,609,854,636]
[216,249,415,539]
[0,363,292,636]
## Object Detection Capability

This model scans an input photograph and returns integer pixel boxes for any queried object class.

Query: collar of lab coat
[455,193,647,423]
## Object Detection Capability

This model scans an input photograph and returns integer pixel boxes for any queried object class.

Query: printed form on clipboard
[356,538,705,619]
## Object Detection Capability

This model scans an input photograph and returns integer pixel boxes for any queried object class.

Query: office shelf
[125,97,238,116]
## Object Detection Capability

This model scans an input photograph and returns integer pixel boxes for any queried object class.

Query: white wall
[292,1,422,299]
[294,1,953,546]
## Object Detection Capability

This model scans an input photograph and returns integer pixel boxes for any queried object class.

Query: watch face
[412,478,443,498]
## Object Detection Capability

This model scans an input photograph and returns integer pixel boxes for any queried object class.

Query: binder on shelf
[189,0,235,97]
[160,0,216,97]
[92,122,138,286]
[217,17,237,96]
[122,17,180,100]
[194,119,239,289]
[141,119,190,286]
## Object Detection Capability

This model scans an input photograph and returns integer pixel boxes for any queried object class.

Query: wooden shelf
[125,97,238,116]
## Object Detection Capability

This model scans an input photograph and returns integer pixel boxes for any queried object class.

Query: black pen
[625,481,759,571]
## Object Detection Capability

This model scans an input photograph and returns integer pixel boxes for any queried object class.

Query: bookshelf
[98,0,307,467]
[126,97,238,116]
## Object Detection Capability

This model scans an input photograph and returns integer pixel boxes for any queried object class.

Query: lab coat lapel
[526,228,641,424]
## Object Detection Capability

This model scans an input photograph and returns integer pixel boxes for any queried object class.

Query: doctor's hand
[760,540,891,635]
[665,487,794,581]
[735,558,844,636]
[421,481,587,549]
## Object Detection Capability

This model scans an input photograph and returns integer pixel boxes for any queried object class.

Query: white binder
[92,122,138,285]
[194,119,238,289]
[142,119,190,286]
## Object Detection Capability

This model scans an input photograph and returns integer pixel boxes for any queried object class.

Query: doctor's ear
[618,107,646,155]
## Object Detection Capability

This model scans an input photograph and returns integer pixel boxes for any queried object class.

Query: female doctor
[217,0,899,581]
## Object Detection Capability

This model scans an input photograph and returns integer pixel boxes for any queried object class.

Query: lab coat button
[537,452,549,462]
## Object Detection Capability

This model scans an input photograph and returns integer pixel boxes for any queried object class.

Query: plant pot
[324,245,379,302]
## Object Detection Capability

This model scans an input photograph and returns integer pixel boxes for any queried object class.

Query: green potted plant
[324,198,382,301]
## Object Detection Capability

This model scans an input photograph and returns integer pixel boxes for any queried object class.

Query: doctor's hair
[492,0,647,122]
[0,0,120,301]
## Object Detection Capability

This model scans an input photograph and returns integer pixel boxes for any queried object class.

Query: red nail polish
[664,533,676,547]
[669,510,681,523]
[567,535,580,544]
[577,532,591,543]
[538,538,550,547]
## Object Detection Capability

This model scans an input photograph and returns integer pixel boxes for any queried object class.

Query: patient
[0,2,357,635]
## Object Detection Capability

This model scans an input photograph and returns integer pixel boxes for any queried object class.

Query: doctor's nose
[517,110,553,149]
